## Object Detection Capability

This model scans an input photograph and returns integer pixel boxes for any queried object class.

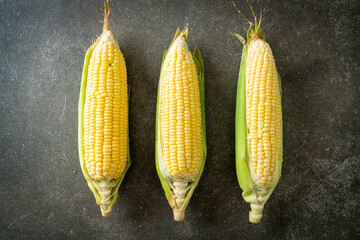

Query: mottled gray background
[1,0,359,239]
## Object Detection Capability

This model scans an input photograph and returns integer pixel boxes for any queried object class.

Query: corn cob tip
[173,209,185,221]
[101,206,112,217]
[170,181,187,221]
[98,179,114,217]
[249,203,264,223]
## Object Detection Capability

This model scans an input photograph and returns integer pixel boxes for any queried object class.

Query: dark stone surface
[1,0,359,239]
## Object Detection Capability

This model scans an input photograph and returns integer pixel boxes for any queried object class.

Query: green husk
[233,1,283,223]
[78,2,131,216]
[155,28,207,221]
[78,45,131,216]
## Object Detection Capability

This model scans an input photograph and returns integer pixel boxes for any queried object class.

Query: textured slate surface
[0,0,359,239]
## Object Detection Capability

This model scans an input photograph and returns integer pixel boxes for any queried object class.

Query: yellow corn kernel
[83,36,128,181]
[160,36,202,181]
[246,39,281,186]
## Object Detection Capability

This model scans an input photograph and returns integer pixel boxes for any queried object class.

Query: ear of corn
[78,1,131,216]
[233,1,283,224]
[156,28,206,221]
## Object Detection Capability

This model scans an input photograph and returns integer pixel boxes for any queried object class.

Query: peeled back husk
[155,28,207,221]
[233,5,283,224]
[78,1,131,216]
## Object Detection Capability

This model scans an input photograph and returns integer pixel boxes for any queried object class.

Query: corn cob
[156,28,206,221]
[232,1,283,223]
[78,1,130,216]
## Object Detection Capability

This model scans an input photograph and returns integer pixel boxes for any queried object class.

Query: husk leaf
[233,1,283,224]
[78,45,131,216]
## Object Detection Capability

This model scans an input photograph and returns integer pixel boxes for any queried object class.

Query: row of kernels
[84,42,128,180]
